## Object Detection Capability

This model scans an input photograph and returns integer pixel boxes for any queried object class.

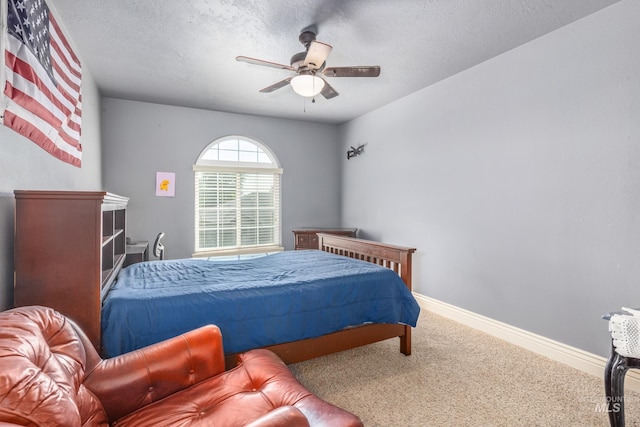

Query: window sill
[192,245,284,258]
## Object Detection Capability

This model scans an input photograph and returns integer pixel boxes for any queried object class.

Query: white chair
[605,308,640,427]
[153,232,165,260]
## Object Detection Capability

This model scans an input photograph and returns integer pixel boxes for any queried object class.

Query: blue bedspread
[101,250,420,357]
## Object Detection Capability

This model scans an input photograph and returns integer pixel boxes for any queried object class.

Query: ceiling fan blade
[236,56,295,71]
[259,77,293,93]
[323,66,381,78]
[304,41,332,70]
[319,78,339,99]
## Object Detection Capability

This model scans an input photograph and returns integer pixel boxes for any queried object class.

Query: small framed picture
[156,172,175,197]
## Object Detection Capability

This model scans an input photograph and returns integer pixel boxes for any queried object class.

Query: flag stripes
[3,0,82,167]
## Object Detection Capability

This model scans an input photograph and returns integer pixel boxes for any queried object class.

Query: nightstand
[125,241,149,267]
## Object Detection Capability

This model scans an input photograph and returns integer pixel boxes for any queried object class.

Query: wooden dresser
[13,190,129,351]
[293,228,358,250]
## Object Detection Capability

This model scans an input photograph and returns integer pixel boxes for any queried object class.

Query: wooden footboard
[226,234,416,368]
[317,233,415,291]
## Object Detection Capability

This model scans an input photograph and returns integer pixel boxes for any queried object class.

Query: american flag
[3,0,82,167]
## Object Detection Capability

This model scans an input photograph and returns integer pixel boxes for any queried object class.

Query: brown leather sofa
[0,306,363,427]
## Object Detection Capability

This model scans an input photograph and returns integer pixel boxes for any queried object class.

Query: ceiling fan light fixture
[290,74,325,97]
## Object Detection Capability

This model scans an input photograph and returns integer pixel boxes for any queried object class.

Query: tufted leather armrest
[82,324,225,422]
[245,406,311,427]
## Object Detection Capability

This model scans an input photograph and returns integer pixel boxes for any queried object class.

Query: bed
[101,233,419,366]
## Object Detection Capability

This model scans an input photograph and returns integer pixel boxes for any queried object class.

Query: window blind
[195,167,282,254]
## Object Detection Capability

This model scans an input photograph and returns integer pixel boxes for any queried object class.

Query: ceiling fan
[236,30,380,100]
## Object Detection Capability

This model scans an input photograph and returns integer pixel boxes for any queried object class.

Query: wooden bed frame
[226,233,416,367]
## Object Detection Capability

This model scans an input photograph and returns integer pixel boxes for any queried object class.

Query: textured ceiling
[50,0,619,124]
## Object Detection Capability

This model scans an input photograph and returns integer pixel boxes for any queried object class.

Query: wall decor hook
[347,143,366,160]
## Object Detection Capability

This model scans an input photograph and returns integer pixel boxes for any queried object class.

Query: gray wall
[0,70,103,311]
[101,98,341,259]
[339,0,640,357]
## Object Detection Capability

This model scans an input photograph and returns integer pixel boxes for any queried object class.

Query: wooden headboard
[317,233,416,291]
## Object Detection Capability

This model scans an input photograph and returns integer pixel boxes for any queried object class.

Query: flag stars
[16,1,26,12]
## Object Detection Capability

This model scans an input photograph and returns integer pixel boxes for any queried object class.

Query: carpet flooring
[289,311,640,426]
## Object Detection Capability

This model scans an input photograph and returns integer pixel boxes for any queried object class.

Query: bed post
[400,326,412,356]
[400,247,413,290]
[399,247,414,356]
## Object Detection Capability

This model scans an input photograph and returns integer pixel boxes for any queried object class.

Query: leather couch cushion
[0,307,108,426]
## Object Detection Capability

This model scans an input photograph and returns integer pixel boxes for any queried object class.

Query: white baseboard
[414,293,640,394]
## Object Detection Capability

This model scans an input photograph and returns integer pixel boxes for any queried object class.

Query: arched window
[193,136,283,256]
